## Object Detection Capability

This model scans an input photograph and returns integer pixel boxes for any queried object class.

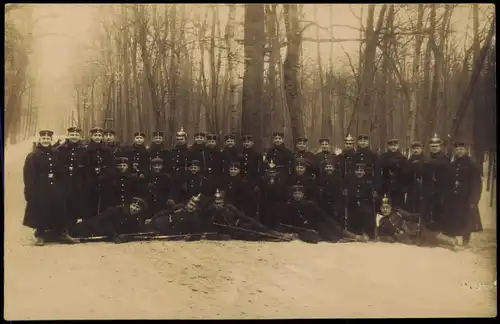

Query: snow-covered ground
[3,142,497,319]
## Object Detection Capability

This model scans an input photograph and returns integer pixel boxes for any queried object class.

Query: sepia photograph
[4,3,496,319]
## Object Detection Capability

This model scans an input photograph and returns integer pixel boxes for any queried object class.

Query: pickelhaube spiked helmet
[189,194,202,204]
[345,134,354,142]
[429,133,441,144]
[176,127,187,137]
[381,194,390,206]
[214,189,225,199]
[267,159,276,170]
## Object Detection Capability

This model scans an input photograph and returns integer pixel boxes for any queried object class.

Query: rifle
[213,222,291,242]
[343,188,349,230]
[279,223,320,244]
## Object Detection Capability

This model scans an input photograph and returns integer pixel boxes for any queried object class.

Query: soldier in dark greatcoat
[143,157,176,217]
[148,131,170,166]
[379,138,408,208]
[104,129,123,159]
[218,161,255,217]
[103,156,139,210]
[205,133,222,177]
[264,132,294,177]
[403,141,426,213]
[71,197,148,243]
[353,134,380,184]
[258,160,289,228]
[422,134,450,229]
[315,138,337,180]
[287,157,319,204]
[169,127,189,177]
[23,130,80,246]
[126,132,149,178]
[240,134,263,186]
[56,126,87,224]
[176,160,212,208]
[188,132,209,173]
[337,134,357,179]
[294,137,318,179]
[83,127,115,219]
[279,185,366,243]
[318,158,345,225]
[220,133,240,176]
[439,141,483,246]
[344,163,379,239]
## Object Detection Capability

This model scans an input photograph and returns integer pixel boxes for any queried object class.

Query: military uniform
[104,129,123,159]
[315,138,337,180]
[353,134,380,182]
[265,131,294,177]
[337,134,357,179]
[177,160,211,204]
[205,133,223,177]
[219,161,254,216]
[104,156,139,210]
[148,131,170,167]
[188,132,209,172]
[56,127,87,223]
[240,134,263,185]
[126,132,150,177]
[23,130,72,241]
[258,161,289,228]
[220,134,240,176]
[146,195,203,235]
[439,142,483,238]
[287,158,319,203]
[318,163,345,224]
[84,127,115,219]
[403,142,426,213]
[143,157,175,216]
[379,139,408,208]
[169,128,189,176]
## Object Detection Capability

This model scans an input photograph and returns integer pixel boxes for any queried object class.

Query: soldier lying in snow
[376,195,466,250]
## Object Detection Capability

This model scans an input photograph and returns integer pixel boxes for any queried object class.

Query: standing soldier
[318,158,345,224]
[177,160,211,208]
[439,141,483,246]
[143,157,176,217]
[219,161,254,217]
[294,137,318,179]
[126,132,149,178]
[84,127,114,220]
[403,141,426,213]
[240,134,263,186]
[288,157,319,203]
[23,130,80,246]
[353,134,380,183]
[56,126,87,225]
[258,160,289,228]
[379,139,408,208]
[205,133,222,177]
[148,131,170,165]
[315,138,337,180]
[169,127,189,178]
[344,163,379,239]
[337,134,357,179]
[265,131,294,177]
[220,133,240,176]
[188,132,208,173]
[104,156,139,210]
[423,134,450,230]
[103,129,122,158]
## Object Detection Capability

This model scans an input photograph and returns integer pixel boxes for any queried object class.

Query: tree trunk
[226,4,240,134]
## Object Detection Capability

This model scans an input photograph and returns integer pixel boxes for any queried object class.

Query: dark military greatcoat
[205,147,223,176]
[258,174,289,228]
[220,146,240,176]
[337,148,356,179]
[126,144,150,176]
[287,174,319,203]
[23,145,68,231]
[344,176,378,237]
[352,148,380,181]
[188,144,209,172]
[148,144,170,166]
[295,150,318,179]
[379,151,408,207]
[422,152,450,227]
[104,170,138,210]
[169,144,189,175]
[403,154,425,213]
[265,145,294,177]
[315,151,337,180]
[240,148,263,185]
[318,173,345,224]
[143,171,174,216]
[219,175,254,216]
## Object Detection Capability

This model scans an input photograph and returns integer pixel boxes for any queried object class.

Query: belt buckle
[48,173,54,178]
[69,166,74,171]
[95,167,100,172]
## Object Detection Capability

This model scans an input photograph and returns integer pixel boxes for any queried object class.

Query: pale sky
[9,3,494,133]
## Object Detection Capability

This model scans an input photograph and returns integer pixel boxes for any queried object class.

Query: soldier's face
[292,191,304,201]
[388,144,399,152]
[134,135,145,145]
[214,199,224,210]
[324,164,335,175]
[272,136,283,146]
[225,139,235,147]
[229,166,240,176]
[39,135,52,147]
[411,147,423,155]
[355,168,365,178]
[176,136,187,145]
[68,132,81,143]
[380,204,392,216]
[429,144,441,153]
[152,164,163,172]
[189,165,200,174]
[344,141,354,149]
[118,163,128,172]
[129,203,141,215]
[296,141,307,151]
[91,132,103,143]
[357,139,369,148]
[152,136,163,144]
[104,134,115,143]
[454,147,467,157]
[206,139,217,148]
[186,201,197,212]
[320,142,330,151]
[295,165,306,175]
[194,135,205,145]
[243,140,254,149]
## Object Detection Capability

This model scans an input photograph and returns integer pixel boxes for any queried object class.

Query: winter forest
[4,4,496,186]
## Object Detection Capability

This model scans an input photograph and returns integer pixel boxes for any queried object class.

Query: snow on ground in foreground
[3,144,497,319]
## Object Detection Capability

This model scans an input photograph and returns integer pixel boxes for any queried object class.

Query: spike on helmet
[214,189,225,199]
[345,134,354,141]
[177,126,187,137]
[268,160,276,169]
[431,133,440,141]
[381,194,390,206]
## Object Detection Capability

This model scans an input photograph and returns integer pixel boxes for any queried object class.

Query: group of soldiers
[23,126,483,249]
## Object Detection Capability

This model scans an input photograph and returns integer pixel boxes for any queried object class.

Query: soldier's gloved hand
[77,218,83,224]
